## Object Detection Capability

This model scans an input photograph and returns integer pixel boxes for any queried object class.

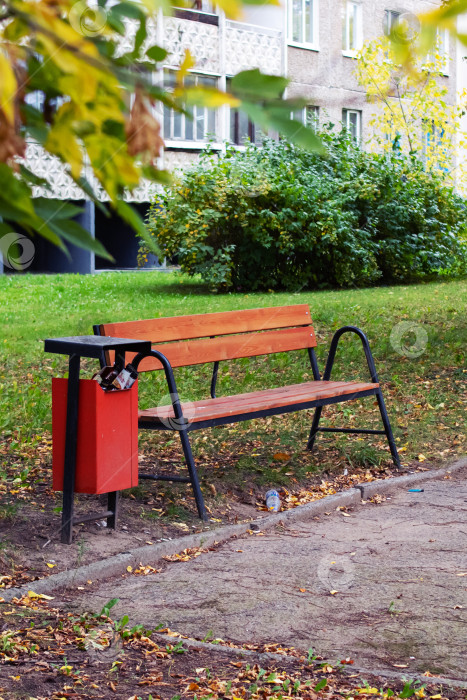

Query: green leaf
[399,683,415,699]
[0,165,36,218]
[33,198,84,221]
[231,69,288,100]
[74,176,109,216]
[0,222,14,237]
[146,45,169,62]
[239,103,325,153]
[18,165,50,189]
[314,679,327,692]
[105,14,126,35]
[115,199,161,257]
[141,165,172,186]
[111,2,145,19]
[134,16,147,56]
[47,219,114,260]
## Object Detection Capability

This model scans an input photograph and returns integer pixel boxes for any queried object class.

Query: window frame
[427,28,450,76]
[230,108,257,146]
[342,0,363,56]
[342,108,362,143]
[163,70,219,146]
[292,105,320,129]
[383,9,400,37]
[288,0,319,51]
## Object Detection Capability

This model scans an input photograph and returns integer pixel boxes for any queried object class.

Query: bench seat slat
[138,380,379,424]
[118,326,317,370]
[99,304,312,344]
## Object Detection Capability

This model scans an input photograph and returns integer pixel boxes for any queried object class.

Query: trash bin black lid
[44,336,152,358]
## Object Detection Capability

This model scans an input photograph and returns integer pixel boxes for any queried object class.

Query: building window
[384,10,400,37]
[342,109,361,142]
[230,109,257,145]
[289,0,318,47]
[427,28,450,74]
[343,1,362,53]
[227,79,259,145]
[292,105,319,128]
[163,71,217,142]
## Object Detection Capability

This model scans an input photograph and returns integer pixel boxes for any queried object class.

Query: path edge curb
[1,457,465,602]
[153,633,467,690]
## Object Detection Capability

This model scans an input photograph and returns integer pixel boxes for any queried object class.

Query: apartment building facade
[287,0,455,143]
[3,0,456,274]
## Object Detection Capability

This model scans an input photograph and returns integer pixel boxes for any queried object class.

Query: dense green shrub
[142,129,467,291]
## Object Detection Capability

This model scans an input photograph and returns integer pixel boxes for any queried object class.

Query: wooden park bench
[94,305,401,520]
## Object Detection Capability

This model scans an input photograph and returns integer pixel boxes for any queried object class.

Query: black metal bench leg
[179,429,208,521]
[376,390,401,468]
[307,405,323,451]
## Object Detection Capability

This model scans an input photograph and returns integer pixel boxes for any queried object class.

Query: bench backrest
[95,305,317,372]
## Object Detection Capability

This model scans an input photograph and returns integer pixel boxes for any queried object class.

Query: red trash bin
[52,378,139,494]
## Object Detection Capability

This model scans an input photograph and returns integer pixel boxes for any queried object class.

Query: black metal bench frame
[120,325,401,521]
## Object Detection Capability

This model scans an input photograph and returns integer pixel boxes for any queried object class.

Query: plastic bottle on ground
[265,489,281,512]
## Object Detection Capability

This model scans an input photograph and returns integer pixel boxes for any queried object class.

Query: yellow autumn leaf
[418,454,427,462]
[0,54,17,123]
[46,563,56,568]
[59,73,98,105]
[46,123,83,180]
[24,1,100,59]
[179,86,240,109]
[357,688,379,694]
[176,50,196,86]
[27,590,54,600]
[127,566,133,573]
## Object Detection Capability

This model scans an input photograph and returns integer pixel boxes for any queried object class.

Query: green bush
[142,129,467,291]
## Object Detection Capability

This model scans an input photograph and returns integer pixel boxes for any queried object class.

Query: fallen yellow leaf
[27,591,54,600]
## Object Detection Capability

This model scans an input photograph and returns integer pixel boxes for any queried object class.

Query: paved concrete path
[64,465,467,681]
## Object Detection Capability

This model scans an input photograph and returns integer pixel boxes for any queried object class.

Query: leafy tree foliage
[355,35,466,184]
[144,132,467,291]
[0,0,318,258]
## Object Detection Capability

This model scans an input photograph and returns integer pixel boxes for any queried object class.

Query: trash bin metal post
[61,353,81,544]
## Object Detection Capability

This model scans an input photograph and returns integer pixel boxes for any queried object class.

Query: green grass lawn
[0,272,465,484]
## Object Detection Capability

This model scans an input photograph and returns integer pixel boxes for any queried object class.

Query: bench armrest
[132,349,189,429]
[323,326,380,384]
